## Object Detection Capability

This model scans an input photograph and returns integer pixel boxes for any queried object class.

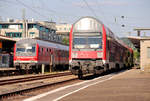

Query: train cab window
[73,37,102,49]
[51,49,53,54]
[26,47,35,53]
[39,47,41,52]
[41,48,43,53]
[39,47,41,55]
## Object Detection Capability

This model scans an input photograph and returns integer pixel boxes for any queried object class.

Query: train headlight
[72,52,78,58]
[97,52,103,58]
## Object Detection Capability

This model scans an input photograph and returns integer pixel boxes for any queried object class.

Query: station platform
[0,67,16,71]
[61,69,150,101]
[24,69,150,101]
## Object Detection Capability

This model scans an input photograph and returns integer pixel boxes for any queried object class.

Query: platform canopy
[127,36,141,49]
[0,35,16,53]
[134,28,150,31]
[127,36,150,52]
[0,35,17,42]
[134,28,150,36]
[127,28,150,51]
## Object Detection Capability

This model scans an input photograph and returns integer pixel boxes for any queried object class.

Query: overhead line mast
[22,8,26,38]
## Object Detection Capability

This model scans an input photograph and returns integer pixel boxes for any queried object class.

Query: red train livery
[14,38,69,71]
[69,16,133,78]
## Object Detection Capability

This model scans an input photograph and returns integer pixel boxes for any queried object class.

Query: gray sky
[0,0,150,37]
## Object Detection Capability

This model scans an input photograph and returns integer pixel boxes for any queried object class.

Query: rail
[0,72,72,86]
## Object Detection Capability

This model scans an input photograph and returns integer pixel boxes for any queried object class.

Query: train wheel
[78,69,83,79]
[116,64,120,71]
[78,74,83,79]
[105,64,109,73]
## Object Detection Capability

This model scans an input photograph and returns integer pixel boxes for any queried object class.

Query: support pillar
[49,55,53,72]
[50,65,52,73]
[137,30,140,36]
[36,65,39,74]
[42,64,45,74]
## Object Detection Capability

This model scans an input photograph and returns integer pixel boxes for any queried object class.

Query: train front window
[16,47,35,53]
[74,38,87,45]
[16,48,25,52]
[26,47,35,53]
[73,37,102,49]
[16,44,36,56]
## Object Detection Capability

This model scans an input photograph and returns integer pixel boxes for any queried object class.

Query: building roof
[0,35,16,42]
[134,28,150,31]
[0,21,56,30]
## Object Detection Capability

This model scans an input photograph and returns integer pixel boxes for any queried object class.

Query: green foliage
[134,50,140,60]
[62,38,69,45]
[121,37,136,50]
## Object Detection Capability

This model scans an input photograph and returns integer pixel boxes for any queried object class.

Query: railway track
[0,71,77,100]
[0,69,130,100]
[0,72,72,86]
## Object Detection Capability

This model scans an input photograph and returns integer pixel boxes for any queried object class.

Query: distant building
[140,37,150,72]
[56,23,72,39]
[0,19,62,43]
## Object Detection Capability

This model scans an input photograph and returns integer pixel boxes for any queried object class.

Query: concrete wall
[140,39,150,72]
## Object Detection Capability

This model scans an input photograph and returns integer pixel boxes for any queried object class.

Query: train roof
[73,16,103,33]
[16,38,69,51]
[115,37,133,52]
[72,16,133,52]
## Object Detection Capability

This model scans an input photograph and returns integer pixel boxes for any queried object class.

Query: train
[69,16,133,79]
[14,38,69,72]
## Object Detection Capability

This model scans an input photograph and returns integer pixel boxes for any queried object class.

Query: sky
[0,0,150,37]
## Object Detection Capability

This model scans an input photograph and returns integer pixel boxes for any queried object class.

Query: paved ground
[61,69,150,101]
[23,69,150,101]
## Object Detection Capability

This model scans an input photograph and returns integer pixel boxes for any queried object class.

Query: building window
[46,28,49,33]
[0,25,2,29]
[20,24,23,29]
[28,24,35,29]
[5,32,22,38]
[2,24,9,29]
[40,26,43,31]
[147,47,150,58]
[29,32,35,34]
[33,24,37,28]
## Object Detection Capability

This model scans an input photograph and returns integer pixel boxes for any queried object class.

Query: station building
[0,19,62,43]
[56,23,72,39]
[128,28,150,72]
[140,37,150,72]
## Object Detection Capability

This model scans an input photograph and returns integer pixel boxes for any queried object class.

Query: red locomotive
[14,38,69,72]
[69,16,133,78]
